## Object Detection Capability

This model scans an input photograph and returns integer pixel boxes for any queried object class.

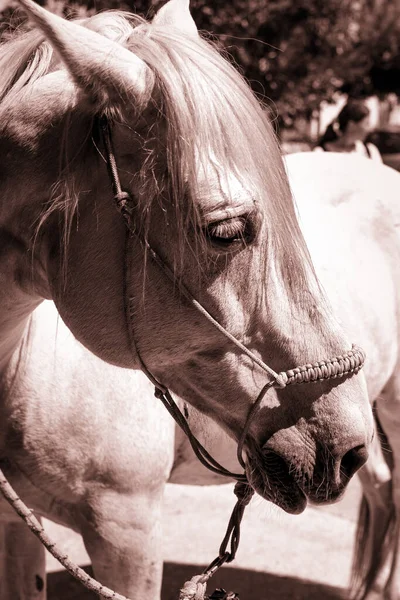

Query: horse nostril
[340,444,368,480]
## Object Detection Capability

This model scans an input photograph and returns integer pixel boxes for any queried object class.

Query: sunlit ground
[45,477,361,599]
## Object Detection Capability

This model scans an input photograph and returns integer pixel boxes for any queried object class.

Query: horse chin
[307,485,346,506]
[246,453,308,515]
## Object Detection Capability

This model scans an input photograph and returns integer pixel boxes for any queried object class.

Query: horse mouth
[246,449,308,515]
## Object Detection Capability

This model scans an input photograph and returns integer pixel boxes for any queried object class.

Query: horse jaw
[153,0,198,38]
[15,0,154,107]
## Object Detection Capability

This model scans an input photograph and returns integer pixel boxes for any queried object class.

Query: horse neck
[0,73,81,371]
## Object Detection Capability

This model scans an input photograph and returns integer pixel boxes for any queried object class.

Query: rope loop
[179,483,254,600]
[218,482,254,563]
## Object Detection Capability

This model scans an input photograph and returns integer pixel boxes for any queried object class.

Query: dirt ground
[45,477,361,600]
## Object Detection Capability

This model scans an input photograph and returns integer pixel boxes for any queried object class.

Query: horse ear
[16,0,154,107]
[153,0,198,38]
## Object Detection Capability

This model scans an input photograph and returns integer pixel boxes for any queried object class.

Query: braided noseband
[100,117,366,589]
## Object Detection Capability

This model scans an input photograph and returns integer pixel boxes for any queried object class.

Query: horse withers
[0,0,376,598]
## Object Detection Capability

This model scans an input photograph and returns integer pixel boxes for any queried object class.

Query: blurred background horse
[285,152,400,600]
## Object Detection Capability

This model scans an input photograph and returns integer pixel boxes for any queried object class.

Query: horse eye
[204,216,252,247]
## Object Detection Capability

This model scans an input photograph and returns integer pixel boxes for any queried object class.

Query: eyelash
[204,216,252,246]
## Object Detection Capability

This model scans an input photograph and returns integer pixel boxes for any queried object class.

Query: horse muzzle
[245,430,369,514]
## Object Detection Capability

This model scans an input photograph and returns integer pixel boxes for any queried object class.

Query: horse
[0,0,391,597]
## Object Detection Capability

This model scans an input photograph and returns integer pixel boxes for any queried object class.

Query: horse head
[7,0,373,514]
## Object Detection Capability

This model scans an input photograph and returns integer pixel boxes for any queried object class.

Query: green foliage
[183,0,400,125]
[1,0,399,126]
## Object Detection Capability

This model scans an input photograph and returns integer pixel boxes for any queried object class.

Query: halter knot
[114,191,133,211]
[233,481,254,506]
[114,191,136,226]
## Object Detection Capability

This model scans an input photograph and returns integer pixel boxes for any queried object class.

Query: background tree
[180,0,400,127]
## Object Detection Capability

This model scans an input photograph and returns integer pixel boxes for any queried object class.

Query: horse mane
[0,10,323,316]
[0,27,48,105]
